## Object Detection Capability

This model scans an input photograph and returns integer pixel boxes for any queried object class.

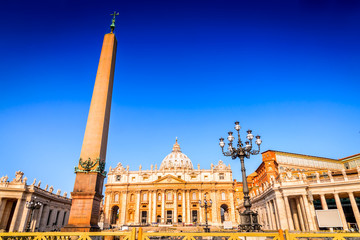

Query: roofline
[338,153,360,161]
[261,149,337,161]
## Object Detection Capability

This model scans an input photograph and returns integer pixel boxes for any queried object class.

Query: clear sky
[0,0,359,194]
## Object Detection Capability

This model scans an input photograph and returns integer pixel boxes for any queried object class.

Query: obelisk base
[62,173,104,232]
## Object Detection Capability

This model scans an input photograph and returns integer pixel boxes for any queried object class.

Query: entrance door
[220,204,229,223]
[166,210,173,224]
[192,210,198,223]
[141,211,147,224]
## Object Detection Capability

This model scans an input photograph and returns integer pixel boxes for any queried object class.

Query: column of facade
[272,199,282,229]
[265,201,272,230]
[334,193,349,230]
[152,191,157,223]
[320,194,328,210]
[348,192,360,229]
[121,191,128,224]
[199,190,204,223]
[174,191,178,223]
[301,194,316,231]
[148,191,152,224]
[298,196,309,231]
[182,190,186,223]
[0,199,7,228]
[104,194,111,227]
[295,198,306,231]
[275,195,289,229]
[161,191,165,223]
[56,210,64,228]
[229,191,236,223]
[9,198,21,232]
[35,204,44,230]
[211,190,218,225]
[290,198,300,230]
[136,191,141,224]
[38,205,49,231]
[268,201,277,229]
[267,201,274,229]
[283,196,294,230]
[186,190,191,223]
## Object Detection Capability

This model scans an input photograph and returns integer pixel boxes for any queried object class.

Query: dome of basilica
[160,139,193,170]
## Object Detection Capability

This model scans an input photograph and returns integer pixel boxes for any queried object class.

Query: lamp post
[25,196,42,232]
[219,121,262,231]
[199,194,212,232]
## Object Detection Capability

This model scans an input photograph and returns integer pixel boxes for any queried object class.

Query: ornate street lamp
[219,121,262,231]
[25,196,42,232]
[199,194,212,232]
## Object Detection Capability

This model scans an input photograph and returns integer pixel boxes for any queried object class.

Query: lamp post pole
[199,194,212,232]
[219,121,262,231]
[25,197,42,232]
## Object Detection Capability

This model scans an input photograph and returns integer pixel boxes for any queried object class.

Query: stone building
[0,171,71,232]
[245,150,360,231]
[103,139,237,228]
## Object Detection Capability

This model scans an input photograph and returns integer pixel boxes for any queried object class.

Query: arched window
[158,194,161,201]
[143,193,147,201]
[114,193,119,202]
[178,194,182,201]
[130,194,134,202]
[192,192,196,200]
[221,192,226,200]
[167,192,172,200]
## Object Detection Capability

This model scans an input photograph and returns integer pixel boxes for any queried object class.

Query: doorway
[110,206,119,224]
[166,210,173,224]
[141,211,147,224]
[220,204,229,223]
[192,210,198,223]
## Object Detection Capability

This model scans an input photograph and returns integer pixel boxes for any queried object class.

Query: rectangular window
[132,177,136,181]
[219,173,225,180]
[158,176,161,179]
[116,175,121,181]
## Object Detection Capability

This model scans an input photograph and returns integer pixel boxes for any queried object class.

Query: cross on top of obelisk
[110,11,119,33]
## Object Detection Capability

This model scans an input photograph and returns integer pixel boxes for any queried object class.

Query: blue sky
[0,0,359,194]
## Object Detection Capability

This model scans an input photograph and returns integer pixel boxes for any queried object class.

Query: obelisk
[63,13,118,232]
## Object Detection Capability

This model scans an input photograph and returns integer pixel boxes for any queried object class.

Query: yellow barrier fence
[285,229,360,240]
[2,228,360,240]
[0,228,135,240]
[141,229,282,240]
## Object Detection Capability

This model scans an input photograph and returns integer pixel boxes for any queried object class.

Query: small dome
[160,139,193,170]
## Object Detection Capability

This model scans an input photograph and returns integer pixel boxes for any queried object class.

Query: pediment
[153,174,186,184]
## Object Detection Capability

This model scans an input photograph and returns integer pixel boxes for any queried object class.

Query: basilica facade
[103,139,237,228]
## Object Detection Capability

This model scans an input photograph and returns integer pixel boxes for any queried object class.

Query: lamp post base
[238,210,261,232]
